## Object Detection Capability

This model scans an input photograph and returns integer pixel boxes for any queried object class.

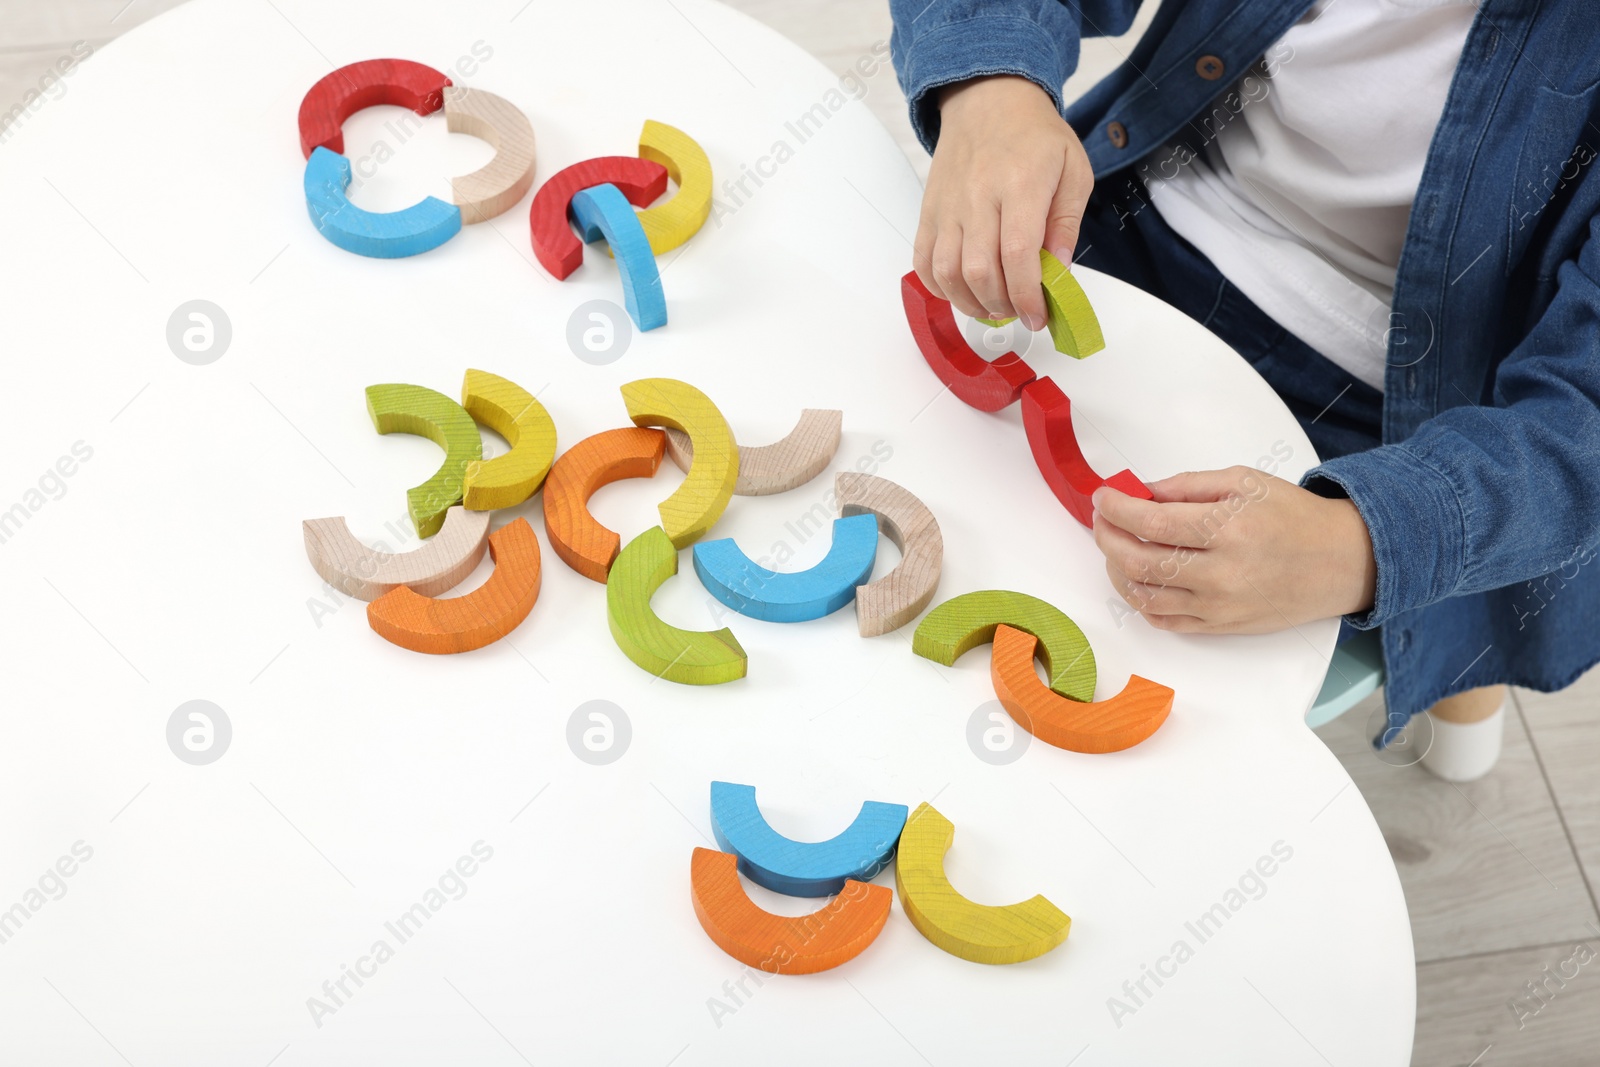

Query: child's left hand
[1091,467,1378,634]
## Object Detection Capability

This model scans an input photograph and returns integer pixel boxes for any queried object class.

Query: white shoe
[1420,698,1506,782]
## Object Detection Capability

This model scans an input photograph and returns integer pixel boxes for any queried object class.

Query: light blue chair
[1306,628,1385,728]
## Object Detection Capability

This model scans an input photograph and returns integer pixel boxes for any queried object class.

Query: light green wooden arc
[606,526,747,685]
[1040,249,1105,359]
[365,383,483,539]
[912,589,1097,701]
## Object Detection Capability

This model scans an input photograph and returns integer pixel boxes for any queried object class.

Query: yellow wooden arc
[634,119,711,255]
[460,369,557,511]
[895,802,1070,965]
[621,378,738,549]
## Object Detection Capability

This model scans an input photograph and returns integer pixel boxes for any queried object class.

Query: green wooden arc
[365,383,483,539]
[912,589,1096,701]
[1040,249,1105,359]
[606,526,747,685]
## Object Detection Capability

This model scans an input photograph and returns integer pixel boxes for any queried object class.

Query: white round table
[0,0,1413,1063]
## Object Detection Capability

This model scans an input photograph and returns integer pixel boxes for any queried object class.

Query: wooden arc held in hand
[1020,376,1152,530]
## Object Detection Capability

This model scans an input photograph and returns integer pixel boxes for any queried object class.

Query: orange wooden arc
[367,518,542,654]
[542,427,666,582]
[689,848,891,975]
[990,624,1173,753]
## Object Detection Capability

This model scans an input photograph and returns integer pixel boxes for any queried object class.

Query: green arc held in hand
[365,383,483,539]
[912,589,1097,702]
[1040,248,1105,358]
[974,249,1106,359]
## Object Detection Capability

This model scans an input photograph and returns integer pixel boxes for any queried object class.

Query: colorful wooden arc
[664,408,842,496]
[528,156,669,279]
[460,369,556,511]
[709,782,908,897]
[542,427,666,583]
[912,590,1096,702]
[691,848,891,974]
[606,526,747,685]
[1039,249,1105,358]
[692,514,879,623]
[621,378,738,549]
[304,147,462,259]
[365,383,483,539]
[835,472,943,637]
[443,85,537,223]
[901,270,1035,412]
[570,183,667,331]
[989,625,1173,753]
[302,506,490,602]
[635,119,712,254]
[367,518,542,654]
[297,58,451,158]
[896,803,1070,965]
[1020,376,1153,529]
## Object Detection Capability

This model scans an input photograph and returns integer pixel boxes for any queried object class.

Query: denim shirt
[891,0,1600,726]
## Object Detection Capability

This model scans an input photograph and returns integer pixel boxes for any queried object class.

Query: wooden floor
[6,2,1599,1063]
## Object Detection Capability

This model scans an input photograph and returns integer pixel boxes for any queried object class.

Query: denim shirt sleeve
[889,0,1142,153]
[1302,211,1600,630]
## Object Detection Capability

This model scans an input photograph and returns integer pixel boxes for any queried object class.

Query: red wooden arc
[990,624,1173,753]
[689,848,891,974]
[529,156,670,279]
[298,58,452,159]
[1020,376,1153,528]
[901,270,1036,412]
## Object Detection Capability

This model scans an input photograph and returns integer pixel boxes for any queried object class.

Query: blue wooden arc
[710,781,909,897]
[569,183,667,332]
[692,513,878,623]
[303,147,462,259]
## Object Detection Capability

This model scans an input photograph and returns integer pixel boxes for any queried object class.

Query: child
[891,0,1600,780]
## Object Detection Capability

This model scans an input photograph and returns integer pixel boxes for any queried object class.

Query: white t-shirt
[1144,0,1476,392]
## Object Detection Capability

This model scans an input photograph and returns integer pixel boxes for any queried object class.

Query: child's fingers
[1141,612,1215,634]
[931,225,985,319]
[1044,143,1094,267]
[912,212,940,297]
[1093,509,1195,589]
[957,204,1014,320]
[1146,466,1271,504]
[1000,190,1049,330]
[1110,572,1201,618]
[1091,487,1231,549]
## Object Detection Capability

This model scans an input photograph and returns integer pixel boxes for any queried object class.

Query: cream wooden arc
[302,506,491,601]
[444,85,537,223]
[835,471,943,636]
[664,407,842,496]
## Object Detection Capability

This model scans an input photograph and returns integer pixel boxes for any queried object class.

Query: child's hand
[914,75,1094,330]
[1090,467,1378,634]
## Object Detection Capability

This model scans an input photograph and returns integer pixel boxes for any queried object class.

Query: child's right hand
[914,75,1095,331]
